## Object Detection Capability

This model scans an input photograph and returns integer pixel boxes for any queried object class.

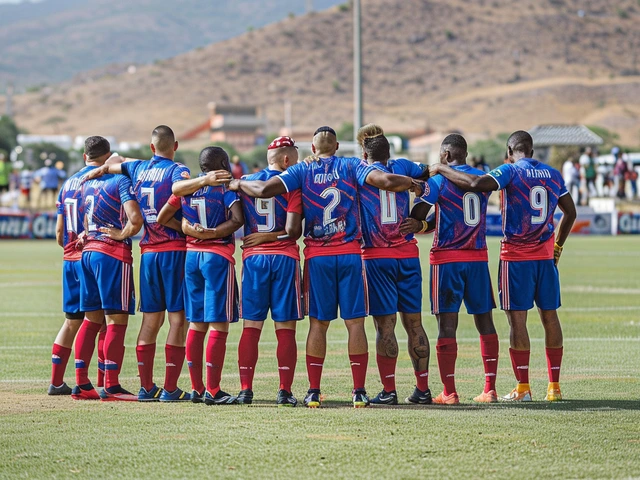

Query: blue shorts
[185,251,238,323]
[304,254,368,321]
[139,251,186,313]
[365,257,422,316]
[62,260,84,318]
[241,254,303,322]
[80,252,135,314]
[430,262,496,315]
[498,259,561,311]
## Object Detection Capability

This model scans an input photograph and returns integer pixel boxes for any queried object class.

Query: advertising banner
[617,212,640,234]
[0,212,58,239]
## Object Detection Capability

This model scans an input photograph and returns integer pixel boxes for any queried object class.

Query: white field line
[564,286,640,295]
[0,281,59,288]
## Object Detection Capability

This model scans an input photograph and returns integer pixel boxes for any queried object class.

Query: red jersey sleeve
[284,190,303,214]
[167,194,182,209]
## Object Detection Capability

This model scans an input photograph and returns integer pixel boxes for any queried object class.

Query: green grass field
[1,236,639,479]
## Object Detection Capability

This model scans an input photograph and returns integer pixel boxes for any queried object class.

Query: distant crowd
[0,155,68,210]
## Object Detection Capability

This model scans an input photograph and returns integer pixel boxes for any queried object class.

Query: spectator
[20,167,34,208]
[562,157,580,203]
[230,155,248,179]
[473,155,491,173]
[612,147,628,200]
[251,163,261,174]
[624,151,638,200]
[0,154,10,195]
[34,159,65,209]
[579,147,597,202]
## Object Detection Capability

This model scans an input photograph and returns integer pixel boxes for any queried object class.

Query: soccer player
[229,126,423,408]
[355,124,432,406]
[50,136,107,396]
[76,144,143,401]
[410,134,499,405]
[84,126,200,402]
[169,146,243,405]
[234,136,303,407]
[430,130,577,402]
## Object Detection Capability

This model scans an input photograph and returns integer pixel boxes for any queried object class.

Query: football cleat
[191,390,204,404]
[99,385,138,402]
[473,390,498,403]
[352,389,370,408]
[203,390,237,405]
[276,389,298,407]
[544,382,562,402]
[71,383,101,400]
[370,389,398,405]
[236,389,254,405]
[303,389,321,408]
[160,388,191,402]
[405,386,433,405]
[138,384,163,402]
[48,383,72,396]
[434,391,460,405]
[502,384,532,402]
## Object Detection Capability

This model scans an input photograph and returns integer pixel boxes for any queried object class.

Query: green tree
[0,116,19,153]
[337,122,354,142]
[468,133,510,169]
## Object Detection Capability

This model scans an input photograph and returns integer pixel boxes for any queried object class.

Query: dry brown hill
[4,0,640,145]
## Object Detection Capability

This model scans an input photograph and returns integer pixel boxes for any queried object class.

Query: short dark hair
[151,125,176,152]
[84,136,110,159]
[442,133,467,152]
[507,130,533,155]
[199,146,230,173]
[362,135,390,162]
[314,126,336,137]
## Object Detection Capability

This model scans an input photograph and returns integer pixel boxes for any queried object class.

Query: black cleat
[303,389,321,408]
[191,390,204,404]
[48,383,72,396]
[203,390,237,405]
[276,389,298,407]
[370,389,398,405]
[236,389,254,405]
[353,389,370,408]
[405,386,433,405]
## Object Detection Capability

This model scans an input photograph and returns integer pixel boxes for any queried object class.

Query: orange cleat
[473,390,498,403]
[544,382,562,402]
[433,391,460,405]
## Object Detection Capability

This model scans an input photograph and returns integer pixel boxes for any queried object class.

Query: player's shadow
[245,399,640,411]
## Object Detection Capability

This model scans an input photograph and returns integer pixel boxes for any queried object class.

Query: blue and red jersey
[278,156,374,258]
[56,165,97,261]
[488,158,568,261]
[359,158,426,260]
[418,164,489,265]
[121,155,190,253]
[181,175,240,264]
[239,168,303,261]
[80,174,136,264]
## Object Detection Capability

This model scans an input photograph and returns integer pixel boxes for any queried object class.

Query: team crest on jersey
[181,171,190,179]
[491,169,501,177]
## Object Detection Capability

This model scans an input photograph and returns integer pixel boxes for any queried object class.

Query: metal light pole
[353,0,362,146]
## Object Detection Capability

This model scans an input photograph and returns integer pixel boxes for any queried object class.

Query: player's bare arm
[400,202,432,235]
[430,164,497,192]
[242,211,303,248]
[172,170,232,197]
[156,201,183,234]
[365,170,424,194]
[182,201,244,240]
[229,176,287,198]
[55,214,64,247]
[99,199,143,241]
[553,193,577,265]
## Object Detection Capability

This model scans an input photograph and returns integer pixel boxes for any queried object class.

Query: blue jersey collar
[151,155,173,162]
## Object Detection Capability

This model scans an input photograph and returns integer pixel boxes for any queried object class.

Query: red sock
[206,330,228,395]
[186,329,206,393]
[509,348,530,384]
[545,347,563,383]
[136,343,156,391]
[51,343,71,387]
[349,353,368,391]
[164,344,185,392]
[480,334,499,393]
[275,328,297,392]
[104,324,127,389]
[74,320,102,386]
[415,370,429,392]
[238,327,262,391]
[97,326,106,388]
[306,355,324,391]
[376,354,397,392]
[436,338,457,396]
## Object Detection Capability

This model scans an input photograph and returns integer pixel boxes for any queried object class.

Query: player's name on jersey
[525,169,552,179]
[313,219,346,238]
[314,169,341,184]
[137,167,169,183]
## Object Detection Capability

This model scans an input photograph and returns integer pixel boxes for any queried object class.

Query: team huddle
[48,123,577,408]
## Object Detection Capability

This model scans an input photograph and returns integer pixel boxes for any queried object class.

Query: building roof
[528,125,604,148]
